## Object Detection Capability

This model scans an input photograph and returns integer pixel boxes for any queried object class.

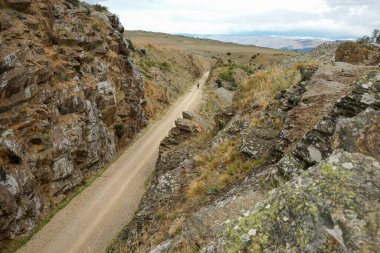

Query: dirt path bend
[17,72,210,253]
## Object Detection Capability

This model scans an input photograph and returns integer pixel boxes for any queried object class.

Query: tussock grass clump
[187,141,265,199]
[294,59,320,70]
[234,66,301,110]
[187,181,206,198]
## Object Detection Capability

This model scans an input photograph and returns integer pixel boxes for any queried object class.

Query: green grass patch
[65,0,80,7]
[139,58,171,73]
[218,68,235,82]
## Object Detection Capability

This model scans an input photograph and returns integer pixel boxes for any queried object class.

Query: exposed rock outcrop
[159,112,209,153]
[335,41,380,65]
[221,151,380,252]
[158,69,379,252]
[0,0,147,247]
[111,42,379,253]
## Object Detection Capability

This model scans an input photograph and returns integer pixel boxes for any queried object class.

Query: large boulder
[222,151,380,253]
[333,108,380,160]
[335,42,380,65]
[183,111,211,130]
[240,127,278,160]
[159,113,208,153]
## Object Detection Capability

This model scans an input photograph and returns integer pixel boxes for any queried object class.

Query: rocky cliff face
[0,0,147,247]
[111,43,380,252]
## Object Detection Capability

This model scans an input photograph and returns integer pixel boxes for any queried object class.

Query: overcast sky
[85,0,379,39]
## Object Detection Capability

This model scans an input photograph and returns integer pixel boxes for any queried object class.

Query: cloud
[83,0,379,39]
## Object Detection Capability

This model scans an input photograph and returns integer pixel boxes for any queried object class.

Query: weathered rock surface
[221,151,380,252]
[140,68,380,252]
[0,0,147,247]
[275,62,367,156]
[159,112,208,153]
[116,112,208,250]
[333,108,380,160]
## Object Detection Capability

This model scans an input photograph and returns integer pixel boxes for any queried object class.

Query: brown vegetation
[234,66,301,110]
[188,140,265,199]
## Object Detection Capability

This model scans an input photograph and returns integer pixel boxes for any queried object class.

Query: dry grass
[187,141,265,199]
[234,66,301,110]
[272,115,282,130]
[172,241,198,253]
[249,112,282,129]
[249,112,265,128]
[187,181,206,198]
[168,217,184,236]
[124,30,297,67]
[294,59,320,70]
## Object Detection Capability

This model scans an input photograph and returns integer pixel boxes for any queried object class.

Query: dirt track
[17,72,210,253]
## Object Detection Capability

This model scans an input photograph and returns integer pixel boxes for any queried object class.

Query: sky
[85,0,379,40]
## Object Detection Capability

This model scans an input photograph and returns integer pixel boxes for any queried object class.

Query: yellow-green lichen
[222,157,378,253]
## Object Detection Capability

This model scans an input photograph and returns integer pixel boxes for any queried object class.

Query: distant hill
[179,34,328,51]
[124,30,297,65]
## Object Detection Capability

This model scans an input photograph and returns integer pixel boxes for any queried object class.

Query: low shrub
[66,0,80,7]
[140,59,171,72]
[114,124,125,138]
[94,4,108,11]
[357,28,380,44]
[216,79,223,87]
[92,23,100,32]
[218,68,235,82]
[158,62,171,72]
[126,39,135,51]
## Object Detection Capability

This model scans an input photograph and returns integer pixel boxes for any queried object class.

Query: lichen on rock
[223,151,380,253]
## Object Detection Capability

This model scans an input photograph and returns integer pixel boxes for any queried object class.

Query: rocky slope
[127,41,207,120]
[111,42,379,252]
[0,0,155,249]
